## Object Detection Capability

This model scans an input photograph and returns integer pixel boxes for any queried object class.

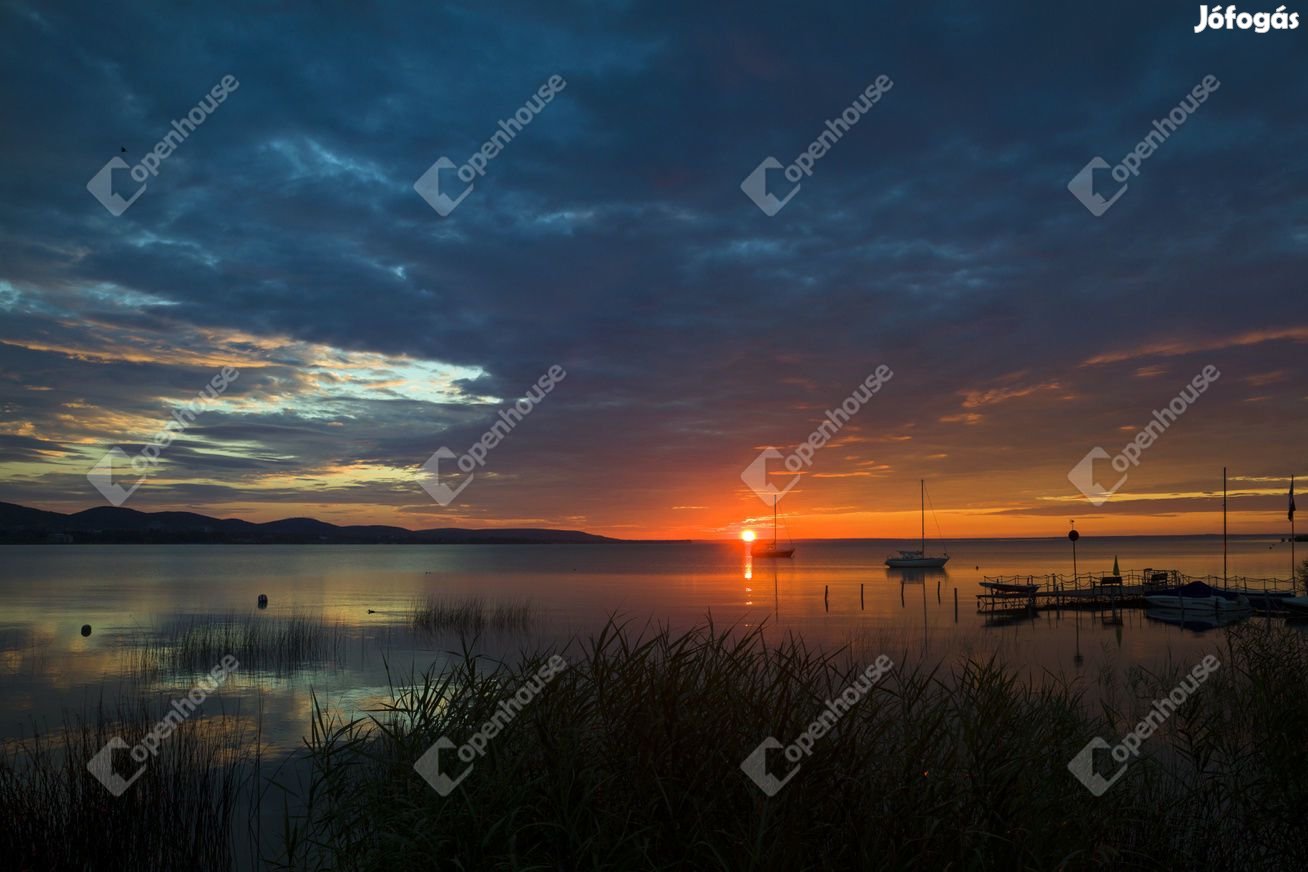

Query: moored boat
[1280,596,1308,616]
[1144,581,1250,611]
[753,496,794,559]
[887,550,948,569]
[1241,589,1297,610]
[886,480,949,569]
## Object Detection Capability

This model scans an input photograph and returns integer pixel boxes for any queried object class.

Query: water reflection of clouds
[2,539,1293,754]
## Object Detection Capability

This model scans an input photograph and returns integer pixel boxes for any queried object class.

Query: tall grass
[0,701,257,871]
[272,619,1308,870]
[10,619,1308,869]
[410,596,534,634]
[129,613,348,677]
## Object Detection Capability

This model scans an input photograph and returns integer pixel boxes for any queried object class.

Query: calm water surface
[1,536,1300,752]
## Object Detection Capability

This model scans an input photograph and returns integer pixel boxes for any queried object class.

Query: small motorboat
[1241,589,1297,610]
[1280,596,1308,616]
[979,580,1039,594]
[1144,581,1250,611]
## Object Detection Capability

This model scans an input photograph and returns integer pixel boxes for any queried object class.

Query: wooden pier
[976,568,1299,617]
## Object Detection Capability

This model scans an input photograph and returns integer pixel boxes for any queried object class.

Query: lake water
[1,536,1300,752]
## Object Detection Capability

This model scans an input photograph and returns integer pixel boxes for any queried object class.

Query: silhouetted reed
[129,613,348,677]
[274,618,1308,870]
[409,596,534,634]
[0,699,256,871]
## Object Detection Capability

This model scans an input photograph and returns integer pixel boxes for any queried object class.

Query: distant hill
[0,502,626,545]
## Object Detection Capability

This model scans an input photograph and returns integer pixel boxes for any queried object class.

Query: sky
[0,0,1305,540]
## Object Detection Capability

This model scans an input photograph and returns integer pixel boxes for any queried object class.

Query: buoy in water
[80,624,92,637]
[257,594,268,609]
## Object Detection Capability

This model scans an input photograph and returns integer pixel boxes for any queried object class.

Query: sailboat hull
[886,556,949,568]
[753,548,794,559]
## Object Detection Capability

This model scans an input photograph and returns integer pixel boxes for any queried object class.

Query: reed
[409,596,534,633]
[272,618,1308,870]
[12,619,1308,869]
[129,613,348,677]
[0,700,256,871]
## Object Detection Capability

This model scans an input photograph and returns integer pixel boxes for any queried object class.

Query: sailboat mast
[920,479,925,554]
[1223,467,1227,590]
[773,496,778,547]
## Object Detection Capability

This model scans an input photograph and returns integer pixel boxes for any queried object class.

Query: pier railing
[980,570,1298,595]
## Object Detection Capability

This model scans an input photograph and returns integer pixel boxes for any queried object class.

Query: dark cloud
[1,0,1305,535]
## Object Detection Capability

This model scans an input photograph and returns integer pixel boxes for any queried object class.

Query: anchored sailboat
[886,480,949,569]
[753,496,794,559]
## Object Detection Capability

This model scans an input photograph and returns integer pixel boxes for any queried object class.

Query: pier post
[954,588,959,623]
[860,583,864,610]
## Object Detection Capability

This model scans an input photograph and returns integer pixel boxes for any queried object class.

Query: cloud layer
[1,0,1305,537]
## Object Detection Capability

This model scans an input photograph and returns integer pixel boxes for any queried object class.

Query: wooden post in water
[824,584,829,611]
[953,588,959,623]
[860,583,864,610]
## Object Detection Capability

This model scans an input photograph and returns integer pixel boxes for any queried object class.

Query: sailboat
[886,480,949,569]
[753,496,794,559]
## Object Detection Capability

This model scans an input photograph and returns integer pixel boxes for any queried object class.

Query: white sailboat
[753,496,794,559]
[886,480,949,569]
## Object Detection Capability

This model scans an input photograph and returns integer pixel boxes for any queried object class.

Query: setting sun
[741,530,755,542]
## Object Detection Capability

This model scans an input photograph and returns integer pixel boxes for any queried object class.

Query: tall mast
[1223,467,1227,590]
[920,479,925,554]
[773,496,778,547]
